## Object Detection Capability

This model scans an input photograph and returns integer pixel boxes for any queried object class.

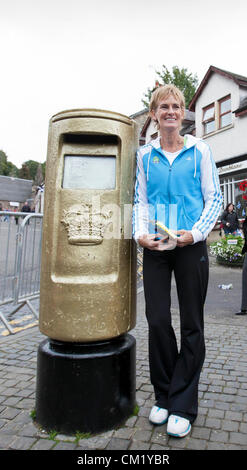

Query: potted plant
[210,234,244,267]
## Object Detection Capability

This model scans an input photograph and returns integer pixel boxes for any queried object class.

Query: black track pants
[143,241,209,423]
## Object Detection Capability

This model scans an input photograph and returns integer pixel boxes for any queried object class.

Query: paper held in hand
[150,220,178,240]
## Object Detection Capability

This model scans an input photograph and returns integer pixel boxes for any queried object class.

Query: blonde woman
[133,84,222,437]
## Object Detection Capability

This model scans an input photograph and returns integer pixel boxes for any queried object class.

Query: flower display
[238,180,247,192]
[210,235,244,266]
[238,180,247,203]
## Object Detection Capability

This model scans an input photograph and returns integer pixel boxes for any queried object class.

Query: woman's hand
[138,233,176,251]
[138,234,164,250]
[176,230,194,247]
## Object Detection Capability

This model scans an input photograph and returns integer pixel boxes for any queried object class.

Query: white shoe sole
[149,417,168,425]
[167,423,191,438]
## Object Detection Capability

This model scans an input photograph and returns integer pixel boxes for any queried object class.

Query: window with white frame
[203,95,232,135]
[202,103,215,134]
[219,95,232,128]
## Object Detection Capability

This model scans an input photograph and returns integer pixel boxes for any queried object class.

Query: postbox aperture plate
[63,155,116,190]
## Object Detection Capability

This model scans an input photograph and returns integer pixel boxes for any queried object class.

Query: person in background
[21,201,31,213]
[3,208,10,222]
[13,206,19,225]
[235,216,247,315]
[221,203,239,235]
[133,84,222,438]
[21,200,31,224]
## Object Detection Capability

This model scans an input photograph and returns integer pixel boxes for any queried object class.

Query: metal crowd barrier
[0,211,43,334]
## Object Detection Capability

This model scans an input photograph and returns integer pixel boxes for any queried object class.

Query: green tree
[0,150,18,176]
[41,162,46,180]
[23,160,39,180]
[34,163,44,185]
[0,151,45,180]
[6,161,19,177]
[0,150,8,175]
[142,65,198,109]
[19,163,31,180]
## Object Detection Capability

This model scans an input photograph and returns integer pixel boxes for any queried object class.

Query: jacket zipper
[167,166,172,227]
[154,146,188,228]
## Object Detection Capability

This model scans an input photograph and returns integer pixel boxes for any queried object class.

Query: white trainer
[167,415,191,437]
[149,405,168,425]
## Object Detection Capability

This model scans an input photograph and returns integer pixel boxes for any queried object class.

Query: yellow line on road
[0,315,38,336]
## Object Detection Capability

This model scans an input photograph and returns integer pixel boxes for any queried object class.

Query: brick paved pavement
[0,257,247,451]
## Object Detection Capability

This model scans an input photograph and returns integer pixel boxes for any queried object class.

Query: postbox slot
[63,134,119,146]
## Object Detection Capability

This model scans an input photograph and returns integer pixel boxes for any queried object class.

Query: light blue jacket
[133,134,222,244]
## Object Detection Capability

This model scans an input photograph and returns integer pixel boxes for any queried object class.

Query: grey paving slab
[0,255,247,451]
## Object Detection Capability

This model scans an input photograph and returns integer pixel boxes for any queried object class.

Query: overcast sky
[0,0,247,168]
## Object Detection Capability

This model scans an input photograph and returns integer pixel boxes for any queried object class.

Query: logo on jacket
[153,156,160,164]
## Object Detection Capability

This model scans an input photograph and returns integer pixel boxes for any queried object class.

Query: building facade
[189,65,247,220]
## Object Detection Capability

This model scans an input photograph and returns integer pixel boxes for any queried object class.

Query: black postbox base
[35,333,136,435]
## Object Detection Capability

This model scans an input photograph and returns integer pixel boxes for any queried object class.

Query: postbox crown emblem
[61,203,112,245]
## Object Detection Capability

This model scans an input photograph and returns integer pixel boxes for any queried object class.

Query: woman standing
[133,84,222,437]
[221,203,239,235]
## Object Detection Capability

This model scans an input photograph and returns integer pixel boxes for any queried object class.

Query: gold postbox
[39,109,137,343]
